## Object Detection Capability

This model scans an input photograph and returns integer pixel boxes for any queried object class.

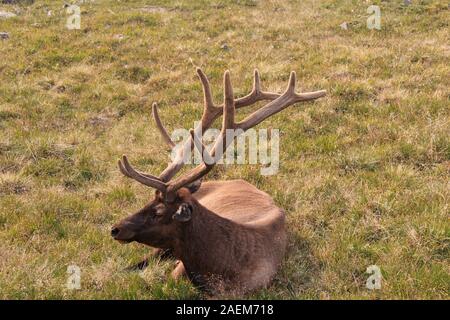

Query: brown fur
[111,69,326,294]
[112,68,326,294]
[112,179,286,294]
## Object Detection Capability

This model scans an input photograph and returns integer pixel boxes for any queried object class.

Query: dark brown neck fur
[173,200,259,286]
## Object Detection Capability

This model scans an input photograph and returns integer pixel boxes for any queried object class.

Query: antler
[118,155,167,192]
[237,71,326,131]
[157,68,282,182]
[166,71,236,192]
[118,68,326,199]
[164,70,326,192]
[152,102,175,148]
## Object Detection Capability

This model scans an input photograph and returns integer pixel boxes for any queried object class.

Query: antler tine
[286,71,327,101]
[117,159,132,178]
[150,100,186,183]
[223,71,235,129]
[208,70,236,163]
[158,68,222,182]
[152,102,175,148]
[253,69,261,94]
[167,71,237,192]
[196,67,279,111]
[236,71,326,131]
[118,158,162,180]
[196,67,218,112]
[234,69,281,108]
[287,70,297,94]
[119,155,167,192]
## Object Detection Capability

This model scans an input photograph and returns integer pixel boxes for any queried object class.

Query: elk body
[111,68,326,294]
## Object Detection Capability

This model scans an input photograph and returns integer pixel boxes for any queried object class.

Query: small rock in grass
[89,115,111,127]
[140,6,168,13]
[37,79,55,90]
[220,43,230,51]
[55,85,66,93]
[0,32,9,40]
[0,11,17,19]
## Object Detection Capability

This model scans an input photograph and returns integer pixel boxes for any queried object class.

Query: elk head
[110,186,200,247]
[111,68,326,248]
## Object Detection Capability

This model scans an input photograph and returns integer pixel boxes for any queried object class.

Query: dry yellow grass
[0,0,448,299]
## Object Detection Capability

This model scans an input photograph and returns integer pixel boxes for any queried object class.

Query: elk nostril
[111,227,120,237]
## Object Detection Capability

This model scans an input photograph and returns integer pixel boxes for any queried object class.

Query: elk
[111,68,326,294]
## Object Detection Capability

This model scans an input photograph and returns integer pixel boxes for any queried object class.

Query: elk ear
[172,203,192,222]
[185,179,202,194]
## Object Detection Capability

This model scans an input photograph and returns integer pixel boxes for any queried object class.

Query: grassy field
[0,0,448,299]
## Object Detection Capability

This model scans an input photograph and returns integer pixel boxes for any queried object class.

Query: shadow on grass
[251,230,319,299]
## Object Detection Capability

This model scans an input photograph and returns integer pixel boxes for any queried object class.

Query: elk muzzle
[110,224,136,243]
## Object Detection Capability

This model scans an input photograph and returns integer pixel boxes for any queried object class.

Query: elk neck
[173,198,258,277]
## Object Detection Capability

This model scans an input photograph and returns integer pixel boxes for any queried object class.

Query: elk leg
[170,261,186,280]
[124,256,150,271]
[124,249,166,271]
[125,248,175,271]
[152,248,174,260]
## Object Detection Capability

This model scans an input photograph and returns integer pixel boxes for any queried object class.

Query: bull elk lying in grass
[111,68,326,294]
